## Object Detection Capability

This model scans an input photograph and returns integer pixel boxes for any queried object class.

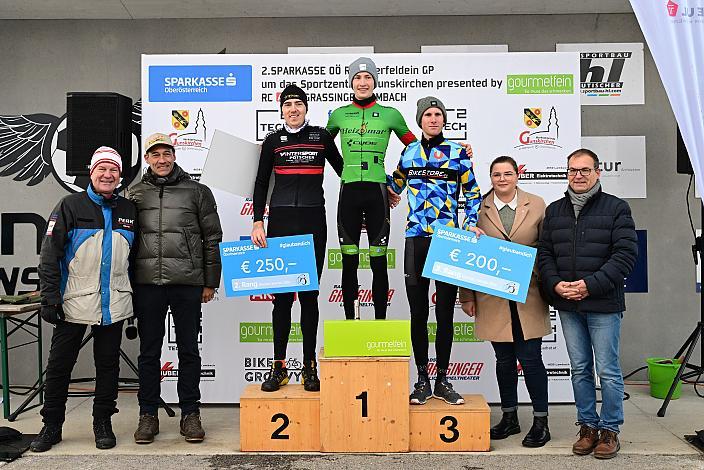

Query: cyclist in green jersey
[327,57,417,319]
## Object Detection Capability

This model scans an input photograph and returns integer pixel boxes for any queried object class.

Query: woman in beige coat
[460,156,551,448]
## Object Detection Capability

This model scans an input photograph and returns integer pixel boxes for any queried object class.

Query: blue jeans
[559,311,624,433]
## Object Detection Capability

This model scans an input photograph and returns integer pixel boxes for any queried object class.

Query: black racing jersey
[253,124,343,222]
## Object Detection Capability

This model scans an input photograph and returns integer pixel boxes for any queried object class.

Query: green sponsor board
[240,322,303,343]
[324,320,411,357]
[506,74,574,94]
[428,322,482,343]
[327,249,396,269]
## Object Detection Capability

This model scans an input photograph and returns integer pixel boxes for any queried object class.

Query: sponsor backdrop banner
[556,43,645,105]
[582,136,647,199]
[141,52,580,403]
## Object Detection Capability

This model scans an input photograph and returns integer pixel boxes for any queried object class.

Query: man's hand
[251,221,267,248]
[459,142,474,158]
[554,281,582,300]
[467,226,485,238]
[570,280,590,299]
[387,187,401,209]
[40,304,64,325]
[202,287,216,303]
[461,300,476,317]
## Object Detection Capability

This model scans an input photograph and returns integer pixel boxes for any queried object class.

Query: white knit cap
[90,146,122,175]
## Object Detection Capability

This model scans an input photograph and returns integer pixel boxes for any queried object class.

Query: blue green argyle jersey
[387,139,481,238]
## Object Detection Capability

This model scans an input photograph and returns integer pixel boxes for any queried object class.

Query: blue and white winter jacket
[39,185,137,325]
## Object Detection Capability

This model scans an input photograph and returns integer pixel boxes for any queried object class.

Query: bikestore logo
[580,50,634,98]
[427,360,484,381]
[240,198,269,220]
[328,284,395,308]
[149,65,253,102]
[516,163,567,182]
[239,322,303,343]
[160,362,216,382]
[515,106,562,151]
[506,74,574,95]
[244,356,303,383]
[327,249,396,269]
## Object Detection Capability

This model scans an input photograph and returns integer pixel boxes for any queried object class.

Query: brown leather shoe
[180,412,205,443]
[594,429,620,459]
[134,414,159,444]
[572,424,600,455]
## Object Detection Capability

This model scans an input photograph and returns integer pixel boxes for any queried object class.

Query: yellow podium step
[319,347,410,452]
[239,384,320,451]
[409,394,490,451]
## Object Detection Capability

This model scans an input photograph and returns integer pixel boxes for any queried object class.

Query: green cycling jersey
[326,99,416,183]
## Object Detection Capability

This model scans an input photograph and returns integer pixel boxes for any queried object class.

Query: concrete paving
[1,383,702,469]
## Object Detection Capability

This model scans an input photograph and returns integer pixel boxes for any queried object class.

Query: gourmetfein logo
[149,65,253,102]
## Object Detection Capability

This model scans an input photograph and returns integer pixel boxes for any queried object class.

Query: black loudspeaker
[677,126,694,175]
[66,92,132,176]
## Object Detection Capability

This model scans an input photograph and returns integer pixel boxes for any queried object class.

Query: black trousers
[491,311,549,414]
[40,319,124,424]
[267,207,327,362]
[404,237,457,372]
[135,284,202,415]
[337,182,390,319]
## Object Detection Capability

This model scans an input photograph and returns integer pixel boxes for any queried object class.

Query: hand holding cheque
[421,225,537,303]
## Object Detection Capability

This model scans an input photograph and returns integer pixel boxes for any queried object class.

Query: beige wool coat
[459,188,551,342]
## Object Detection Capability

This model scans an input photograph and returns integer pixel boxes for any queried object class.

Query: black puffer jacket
[537,188,637,313]
[129,164,223,287]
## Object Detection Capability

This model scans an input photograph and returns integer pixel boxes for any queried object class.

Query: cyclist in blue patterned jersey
[388,96,483,405]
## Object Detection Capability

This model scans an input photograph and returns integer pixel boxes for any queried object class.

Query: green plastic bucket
[646,357,683,400]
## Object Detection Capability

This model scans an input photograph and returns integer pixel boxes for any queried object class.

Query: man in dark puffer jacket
[538,148,637,460]
[129,132,222,445]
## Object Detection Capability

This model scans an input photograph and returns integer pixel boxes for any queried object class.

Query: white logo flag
[630,0,704,194]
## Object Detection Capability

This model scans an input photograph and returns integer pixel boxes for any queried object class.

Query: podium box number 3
[319,348,410,452]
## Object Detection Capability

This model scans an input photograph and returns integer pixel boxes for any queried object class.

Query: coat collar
[482,187,531,239]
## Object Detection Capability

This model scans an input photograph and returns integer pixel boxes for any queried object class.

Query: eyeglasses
[567,167,596,177]
[490,172,517,179]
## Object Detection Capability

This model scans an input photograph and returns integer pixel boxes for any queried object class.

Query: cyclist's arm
[252,136,275,223]
[323,129,344,177]
[326,109,340,139]
[387,148,408,194]
[388,107,417,146]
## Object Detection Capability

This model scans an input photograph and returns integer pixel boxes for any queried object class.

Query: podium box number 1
[319,348,410,452]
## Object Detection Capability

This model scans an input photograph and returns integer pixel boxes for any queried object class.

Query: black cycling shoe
[433,377,465,405]
[409,375,433,405]
[301,360,320,392]
[522,416,551,447]
[491,410,521,440]
[261,361,289,392]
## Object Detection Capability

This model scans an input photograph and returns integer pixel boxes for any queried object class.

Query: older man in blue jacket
[538,148,637,460]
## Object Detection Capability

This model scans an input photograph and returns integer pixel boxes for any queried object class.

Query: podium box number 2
[319,348,410,452]
[239,384,320,451]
